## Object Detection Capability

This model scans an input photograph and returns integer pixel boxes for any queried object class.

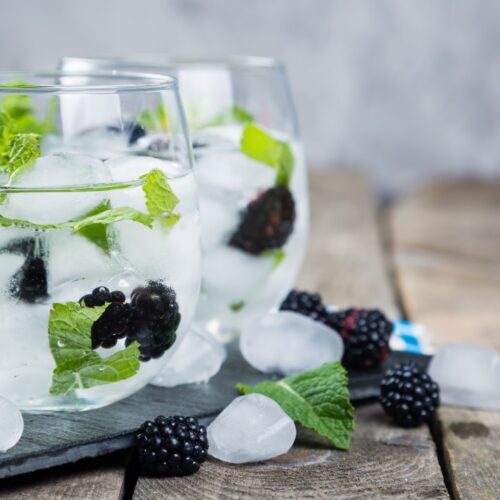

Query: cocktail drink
[62,57,309,342]
[0,72,201,411]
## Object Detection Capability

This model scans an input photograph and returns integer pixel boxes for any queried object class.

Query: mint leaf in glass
[76,200,113,253]
[237,362,355,450]
[6,133,40,176]
[48,302,141,396]
[241,123,295,188]
[141,168,180,228]
[137,102,168,132]
[230,301,246,312]
[0,206,154,232]
[260,248,286,268]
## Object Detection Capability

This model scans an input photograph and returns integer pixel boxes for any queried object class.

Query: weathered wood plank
[134,170,448,499]
[391,179,500,499]
[390,180,500,348]
[0,453,128,500]
[436,407,500,500]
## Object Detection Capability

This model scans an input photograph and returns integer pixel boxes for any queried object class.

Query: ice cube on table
[240,311,344,376]
[152,326,226,387]
[1,153,112,225]
[207,394,296,464]
[428,343,500,411]
[0,397,23,452]
[202,246,275,303]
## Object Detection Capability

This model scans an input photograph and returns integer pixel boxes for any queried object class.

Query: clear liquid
[0,156,201,412]
[192,125,309,341]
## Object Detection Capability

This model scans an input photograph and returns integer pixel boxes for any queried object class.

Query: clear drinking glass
[0,71,201,411]
[61,57,309,342]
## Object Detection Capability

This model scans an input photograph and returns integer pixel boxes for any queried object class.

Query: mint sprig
[237,362,355,450]
[48,302,141,395]
[141,169,180,228]
[241,123,295,188]
[137,102,168,132]
[0,205,153,232]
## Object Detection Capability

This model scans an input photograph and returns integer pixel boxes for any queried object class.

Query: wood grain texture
[436,407,500,500]
[134,405,448,500]
[390,180,500,348]
[391,179,500,500]
[0,453,128,500]
[134,170,448,500]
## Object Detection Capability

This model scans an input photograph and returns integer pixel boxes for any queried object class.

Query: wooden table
[1,172,499,499]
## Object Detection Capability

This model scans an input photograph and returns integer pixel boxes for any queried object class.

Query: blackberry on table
[380,361,440,427]
[229,185,296,255]
[328,308,392,370]
[280,289,332,326]
[136,415,208,476]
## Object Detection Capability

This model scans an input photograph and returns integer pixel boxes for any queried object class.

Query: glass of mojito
[62,57,309,342]
[0,71,201,411]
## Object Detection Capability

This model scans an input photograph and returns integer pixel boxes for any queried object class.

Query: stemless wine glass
[61,57,309,342]
[0,71,201,411]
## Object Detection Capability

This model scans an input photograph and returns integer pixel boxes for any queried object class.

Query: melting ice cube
[428,343,500,411]
[152,326,226,387]
[240,311,344,375]
[207,394,296,464]
[0,397,24,452]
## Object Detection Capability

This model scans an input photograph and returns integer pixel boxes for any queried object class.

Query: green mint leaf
[48,302,141,395]
[6,133,40,176]
[241,123,295,187]
[137,103,168,131]
[76,200,113,253]
[141,169,180,227]
[237,362,355,450]
[260,248,286,268]
[230,301,246,312]
[0,206,154,232]
[232,105,254,124]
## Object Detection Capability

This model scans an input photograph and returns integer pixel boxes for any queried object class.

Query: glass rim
[60,55,286,71]
[0,70,177,94]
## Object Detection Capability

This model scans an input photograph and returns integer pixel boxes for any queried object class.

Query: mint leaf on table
[48,302,141,395]
[0,205,154,232]
[237,362,355,450]
[241,123,295,188]
[141,168,180,228]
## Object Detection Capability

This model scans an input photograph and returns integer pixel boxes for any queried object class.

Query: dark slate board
[0,345,430,480]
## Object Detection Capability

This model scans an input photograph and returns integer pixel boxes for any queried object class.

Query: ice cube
[240,311,344,376]
[198,195,239,249]
[152,326,226,387]
[0,397,24,452]
[194,150,275,194]
[202,246,275,303]
[428,343,500,411]
[0,254,25,296]
[1,153,112,224]
[207,394,296,464]
[47,231,118,290]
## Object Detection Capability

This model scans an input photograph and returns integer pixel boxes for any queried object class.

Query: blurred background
[1,0,499,194]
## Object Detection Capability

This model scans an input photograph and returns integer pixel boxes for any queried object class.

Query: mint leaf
[230,301,246,312]
[241,124,295,187]
[0,206,153,232]
[6,133,40,176]
[141,169,180,228]
[137,102,168,131]
[48,302,141,395]
[237,362,355,450]
[76,200,113,253]
[260,248,286,268]
[232,105,254,124]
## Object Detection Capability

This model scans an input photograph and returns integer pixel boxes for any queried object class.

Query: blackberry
[229,185,296,255]
[79,287,126,308]
[6,237,48,303]
[108,122,146,145]
[91,302,132,349]
[280,290,332,326]
[125,281,181,361]
[136,415,208,476]
[328,308,392,370]
[380,362,440,427]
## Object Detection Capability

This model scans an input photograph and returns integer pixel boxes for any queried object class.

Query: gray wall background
[1,0,499,194]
